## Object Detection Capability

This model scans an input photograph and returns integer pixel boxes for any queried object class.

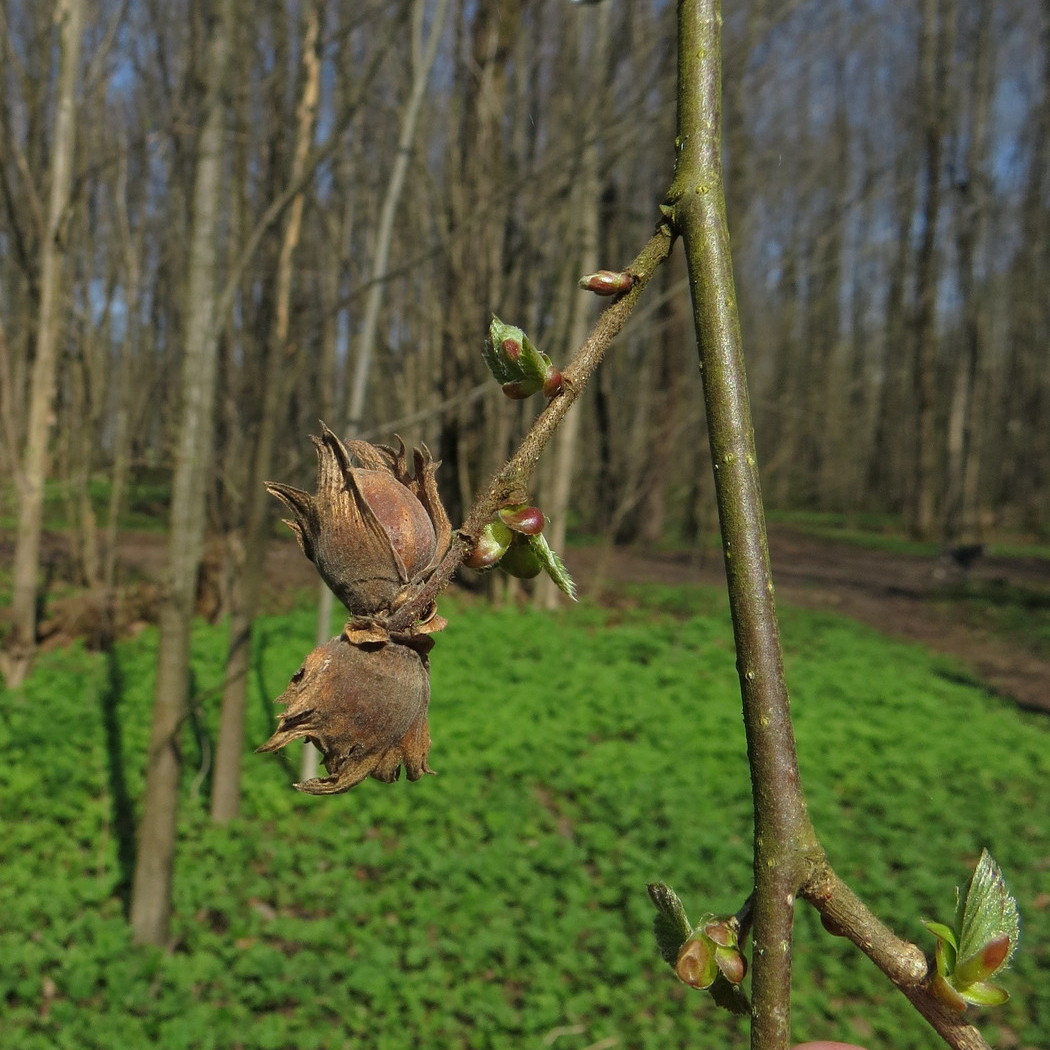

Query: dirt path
[25,525,1050,715]
[570,528,1050,715]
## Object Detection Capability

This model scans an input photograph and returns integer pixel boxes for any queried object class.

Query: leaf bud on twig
[498,503,546,535]
[578,269,636,296]
[483,316,561,400]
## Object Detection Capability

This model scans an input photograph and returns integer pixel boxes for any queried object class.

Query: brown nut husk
[256,633,434,795]
[265,422,451,618]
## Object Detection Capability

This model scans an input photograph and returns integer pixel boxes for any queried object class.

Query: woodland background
[1,2,1049,1045]
[2,0,1048,592]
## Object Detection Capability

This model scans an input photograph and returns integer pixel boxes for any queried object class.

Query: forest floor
[25,524,1050,716]
[570,529,1050,715]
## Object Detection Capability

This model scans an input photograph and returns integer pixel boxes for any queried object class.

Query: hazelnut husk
[259,423,452,794]
[257,632,435,795]
[265,422,451,619]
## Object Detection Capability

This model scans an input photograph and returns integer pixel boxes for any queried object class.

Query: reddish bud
[498,504,545,536]
[674,937,717,990]
[501,337,522,360]
[542,369,564,398]
[501,380,536,400]
[703,919,735,948]
[578,270,635,296]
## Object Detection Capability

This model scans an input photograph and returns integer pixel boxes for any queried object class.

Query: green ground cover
[1,590,1046,1049]
[935,577,1050,661]
[0,472,173,534]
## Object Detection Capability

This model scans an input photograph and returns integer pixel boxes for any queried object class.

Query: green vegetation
[936,577,1050,661]
[764,510,932,554]
[1,591,1047,1049]
[0,470,173,534]
[767,509,1050,560]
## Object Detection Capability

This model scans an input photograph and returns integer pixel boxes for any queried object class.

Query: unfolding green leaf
[956,850,1019,975]
[922,919,958,977]
[959,980,1010,1007]
[955,933,1012,987]
[647,882,691,966]
[527,532,577,600]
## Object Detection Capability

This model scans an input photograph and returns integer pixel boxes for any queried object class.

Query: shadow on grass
[98,649,137,914]
[253,625,298,781]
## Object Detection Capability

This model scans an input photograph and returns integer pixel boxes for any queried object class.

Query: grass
[0,471,172,534]
[934,577,1050,660]
[767,509,1050,560]
[1,589,1047,1050]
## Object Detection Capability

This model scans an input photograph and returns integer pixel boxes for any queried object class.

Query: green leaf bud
[674,936,718,990]
[714,944,747,985]
[954,933,1012,988]
[465,520,513,570]
[483,316,560,400]
[498,535,544,579]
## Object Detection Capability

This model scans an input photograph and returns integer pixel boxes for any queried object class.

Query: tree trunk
[210,2,323,824]
[908,0,955,538]
[130,0,233,946]
[4,0,84,687]
[943,0,993,544]
[535,5,606,609]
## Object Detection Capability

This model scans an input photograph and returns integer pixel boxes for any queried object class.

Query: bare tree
[533,5,605,610]
[211,0,324,824]
[3,0,85,686]
[908,0,956,538]
[943,0,995,544]
[130,0,234,946]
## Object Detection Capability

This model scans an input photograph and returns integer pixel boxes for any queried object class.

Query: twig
[385,226,673,633]
[800,867,993,1050]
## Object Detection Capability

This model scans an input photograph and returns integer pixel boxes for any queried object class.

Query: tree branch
[669,4,818,1047]
[385,226,673,633]
[800,868,994,1050]
[384,9,1001,1049]
[669,4,995,1049]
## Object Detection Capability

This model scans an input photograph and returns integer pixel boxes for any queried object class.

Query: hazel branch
[800,868,994,1050]
[670,4,997,1049]
[385,226,673,633]
[670,3,817,1045]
